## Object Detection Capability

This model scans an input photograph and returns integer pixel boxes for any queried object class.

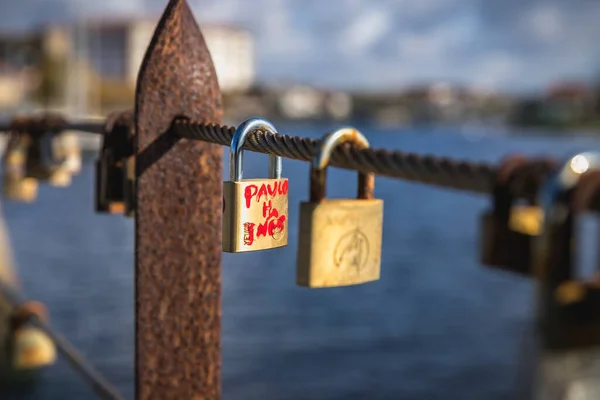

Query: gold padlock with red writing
[222,118,289,253]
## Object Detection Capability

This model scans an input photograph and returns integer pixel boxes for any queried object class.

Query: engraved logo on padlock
[222,118,289,253]
[296,127,384,288]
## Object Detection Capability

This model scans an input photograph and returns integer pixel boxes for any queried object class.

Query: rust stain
[135,0,223,398]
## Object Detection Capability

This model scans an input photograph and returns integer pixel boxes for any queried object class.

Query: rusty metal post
[135,0,223,398]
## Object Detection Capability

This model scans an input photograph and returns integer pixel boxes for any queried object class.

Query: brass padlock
[296,127,384,288]
[2,133,38,202]
[222,118,288,253]
[480,156,543,275]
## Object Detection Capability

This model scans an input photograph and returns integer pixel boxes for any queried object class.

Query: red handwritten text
[256,200,286,239]
[243,222,256,246]
[244,180,289,209]
[242,180,288,246]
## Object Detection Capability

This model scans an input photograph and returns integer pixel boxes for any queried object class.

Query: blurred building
[0,33,42,112]
[0,17,255,115]
[46,18,254,114]
[277,85,353,121]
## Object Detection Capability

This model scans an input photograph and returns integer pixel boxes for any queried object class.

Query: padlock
[222,117,288,253]
[95,111,134,215]
[296,127,384,288]
[534,151,600,351]
[7,301,56,370]
[25,132,72,187]
[531,152,600,398]
[95,152,126,214]
[2,133,38,202]
[480,155,543,276]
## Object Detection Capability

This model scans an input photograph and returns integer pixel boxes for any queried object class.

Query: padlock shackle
[536,151,600,286]
[229,117,281,182]
[310,127,374,202]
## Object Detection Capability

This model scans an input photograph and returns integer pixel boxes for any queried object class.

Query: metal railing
[0,0,599,398]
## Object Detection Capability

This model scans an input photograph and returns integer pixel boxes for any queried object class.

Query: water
[2,124,600,400]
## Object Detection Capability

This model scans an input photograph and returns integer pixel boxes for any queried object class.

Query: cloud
[338,8,391,55]
[1,0,598,93]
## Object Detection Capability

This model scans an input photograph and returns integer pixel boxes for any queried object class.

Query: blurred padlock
[25,132,72,187]
[531,152,600,399]
[7,301,56,371]
[94,111,134,215]
[296,128,384,288]
[222,118,288,253]
[2,133,38,202]
[534,152,600,351]
[480,155,542,276]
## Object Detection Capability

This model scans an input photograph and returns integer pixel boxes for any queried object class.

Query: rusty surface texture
[134,0,223,398]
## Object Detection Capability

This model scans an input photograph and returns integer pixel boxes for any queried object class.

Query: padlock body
[480,206,542,275]
[296,198,383,288]
[95,156,125,214]
[222,178,289,253]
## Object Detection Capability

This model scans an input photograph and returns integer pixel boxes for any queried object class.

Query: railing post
[134,0,223,399]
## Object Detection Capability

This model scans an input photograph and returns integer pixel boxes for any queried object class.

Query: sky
[1,0,600,94]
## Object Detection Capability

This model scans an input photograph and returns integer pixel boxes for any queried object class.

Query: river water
[2,123,600,400]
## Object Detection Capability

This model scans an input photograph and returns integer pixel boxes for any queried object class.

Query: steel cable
[0,116,573,209]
